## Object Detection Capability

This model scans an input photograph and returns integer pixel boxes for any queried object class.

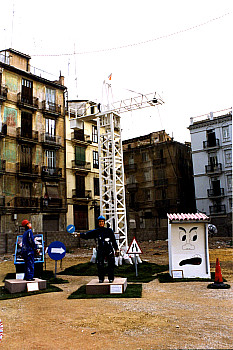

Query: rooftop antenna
[11,2,15,48]
[74,43,78,95]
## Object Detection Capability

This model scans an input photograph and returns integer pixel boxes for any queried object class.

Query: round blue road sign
[66,224,75,234]
[48,241,66,261]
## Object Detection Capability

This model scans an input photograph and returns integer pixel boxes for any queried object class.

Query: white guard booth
[167,213,211,279]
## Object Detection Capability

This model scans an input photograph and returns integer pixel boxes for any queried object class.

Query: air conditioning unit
[70,119,83,130]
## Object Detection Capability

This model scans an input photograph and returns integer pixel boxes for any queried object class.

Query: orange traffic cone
[208,258,230,289]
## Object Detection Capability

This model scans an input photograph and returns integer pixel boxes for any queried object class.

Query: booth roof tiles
[167,213,209,221]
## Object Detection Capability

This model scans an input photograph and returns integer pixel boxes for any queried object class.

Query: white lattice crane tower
[69,85,163,253]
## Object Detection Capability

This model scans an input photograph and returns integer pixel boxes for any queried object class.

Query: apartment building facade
[123,131,196,240]
[66,100,100,232]
[0,48,67,238]
[188,109,232,236]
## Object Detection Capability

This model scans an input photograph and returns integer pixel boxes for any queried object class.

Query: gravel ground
[0,237,232,350]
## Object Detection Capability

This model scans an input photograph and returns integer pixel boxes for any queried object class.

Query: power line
[31,12,230,57]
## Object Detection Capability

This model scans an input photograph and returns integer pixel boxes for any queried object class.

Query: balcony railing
[72,189,92,199]
[0,196,5,207]
[124,163,137,172]
[126,183,138,191]
[14,197,40,208]
[42,101,61,115]
[207,188,224,197]
[41,132,61,147]
[72,159,91,171]
[154,199,170,208]
[203,139,220,149]
[153,158,167,166]
[0,85,8,101]
[154,179,168,187]
[0,123,7,137]
[205,163,222,174]
[16,163,39,176]
[0,159,6,173]
[16,127,38,142]
[41,166,62,178]
[209,205,226,215]
[17,93,38,109]
[41,197,64,211]
[71,132,91,143]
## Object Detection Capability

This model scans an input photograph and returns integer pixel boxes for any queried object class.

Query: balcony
[71,132,91,145]
[0,84,8,101]
[124,163,137,172]
[41,197,65,212]
[41,132,61,148]
[154,178,168,187]
[205,163,222,174]
[17,93,38,110]
[0,160,6,174]
[72,189,92,200]
[207,188,224,198]
[41,166,62,179]
[0,196,5,207]
[14,197,40,212]
[72,160,91,172]
[42,101,61,116]
[16,127,38,143]
[209,205,226,215]
[203,139,220,149]
[154,199,170,208]
[0,124,7,138]
[153,158,167,166]
[126,183,138,191]
[16,163,39,177]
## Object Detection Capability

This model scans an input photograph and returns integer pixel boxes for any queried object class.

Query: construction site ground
[0,237,232,350]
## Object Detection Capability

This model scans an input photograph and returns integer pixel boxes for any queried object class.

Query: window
[129,155,134,165]
[21,111,32,138]
[75,146,85,166]
[20,182,32,197]
[224,150,232,166]
[20,145,32,171]
[142,152,149,162]
[127,174,135,184]
[207,129,217,147]
[76,175,85,197]
[222,126,230,141]
[21,78,33,104]
[46,118,55,136]
[93,151,99,168]
[92,125,98,143]
[144,170,151,181]
[227,175,232,192]
[229,198,232,210]
[145,189,151,200]
[94,178,100,196]
[46,88,56,111]
[45,150,55,168]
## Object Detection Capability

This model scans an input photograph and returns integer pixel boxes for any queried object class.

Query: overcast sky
[1,0,232,142]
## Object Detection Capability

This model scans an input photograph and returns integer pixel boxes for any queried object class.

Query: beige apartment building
[66,100,101,232]
[0,48,67,251]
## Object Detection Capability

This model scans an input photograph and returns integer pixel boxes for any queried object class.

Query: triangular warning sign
[127,237,143,254]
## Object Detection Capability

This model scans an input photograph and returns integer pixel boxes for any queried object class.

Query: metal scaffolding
[69,90,164,252]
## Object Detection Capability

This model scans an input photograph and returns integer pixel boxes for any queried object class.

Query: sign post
[47,241,66,277]
[126,237,143,277]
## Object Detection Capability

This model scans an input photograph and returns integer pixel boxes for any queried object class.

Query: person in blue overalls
[21,220,38,281]
[77,216,119,283]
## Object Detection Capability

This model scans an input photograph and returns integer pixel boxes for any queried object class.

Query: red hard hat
[21,219,29,227]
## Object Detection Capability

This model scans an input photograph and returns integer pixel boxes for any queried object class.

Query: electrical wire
[31,12,230,57]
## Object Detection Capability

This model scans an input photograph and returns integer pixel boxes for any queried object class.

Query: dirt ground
[0,237,232,350]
